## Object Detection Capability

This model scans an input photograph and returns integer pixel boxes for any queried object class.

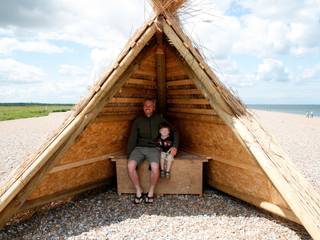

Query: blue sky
[0,0,319,104]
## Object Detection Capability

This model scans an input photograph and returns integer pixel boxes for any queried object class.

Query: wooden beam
[116,87,156,98]
[233,117,320,239]
[20,179,112,212]
[166,79,193,87]
[168,107,215,115]
[156,17,166,115]
[167,98,209,105]
[162,20,234,123]
[103,106,142,113]
[134,70,156,78]
[96,114,137,122]
[110,97,146,104]
[212,181,300,224]
[49,154,113,174]
[127,78,156,86]
[167,112,222,124]
[163,19,320,239]
[167,88,201,95]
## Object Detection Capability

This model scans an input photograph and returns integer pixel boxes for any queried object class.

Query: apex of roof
[151,0,186,14]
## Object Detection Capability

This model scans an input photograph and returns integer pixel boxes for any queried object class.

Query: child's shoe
[160,170,165,178]
[165,171,170,179]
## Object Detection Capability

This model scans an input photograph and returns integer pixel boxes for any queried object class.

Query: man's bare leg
[127,160,143,196]
[148,162,160,197]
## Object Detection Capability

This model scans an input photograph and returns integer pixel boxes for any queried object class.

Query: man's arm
[127,119,138,156]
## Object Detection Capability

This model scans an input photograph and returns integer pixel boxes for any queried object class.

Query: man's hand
[169,147,177,156]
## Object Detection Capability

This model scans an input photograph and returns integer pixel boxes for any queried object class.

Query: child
[156,123,175,178]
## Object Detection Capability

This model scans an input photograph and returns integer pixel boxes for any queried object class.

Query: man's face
[143,100,155,117]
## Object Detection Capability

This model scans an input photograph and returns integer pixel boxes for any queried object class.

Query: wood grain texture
[57,120,130,165]
[114,152,207,195]
[28,160,114,200]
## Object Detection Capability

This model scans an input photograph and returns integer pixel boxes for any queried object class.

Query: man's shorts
[129,147,160,165]
[161,151,174,162]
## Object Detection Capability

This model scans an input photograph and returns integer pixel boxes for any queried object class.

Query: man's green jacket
[127,114,179,155]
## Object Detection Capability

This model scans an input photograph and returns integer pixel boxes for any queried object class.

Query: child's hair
[159,122,171,132]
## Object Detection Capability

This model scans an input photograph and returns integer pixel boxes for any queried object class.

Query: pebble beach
[0,110,319,239]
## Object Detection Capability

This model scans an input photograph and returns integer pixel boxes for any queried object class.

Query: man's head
[143,98,156,117]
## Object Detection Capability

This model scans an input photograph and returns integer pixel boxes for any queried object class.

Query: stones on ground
[0,190,311,240]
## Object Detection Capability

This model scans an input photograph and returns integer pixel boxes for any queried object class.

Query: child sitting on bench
[156,123,175,178]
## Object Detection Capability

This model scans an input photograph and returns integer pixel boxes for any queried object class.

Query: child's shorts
[161,151,174,162]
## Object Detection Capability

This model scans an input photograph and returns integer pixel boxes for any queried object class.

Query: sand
[0,109,319,239]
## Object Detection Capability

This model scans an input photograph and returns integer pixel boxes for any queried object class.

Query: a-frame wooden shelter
[1,1,319,239]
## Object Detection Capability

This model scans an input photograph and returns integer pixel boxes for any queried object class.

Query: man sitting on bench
[127,98,179,204]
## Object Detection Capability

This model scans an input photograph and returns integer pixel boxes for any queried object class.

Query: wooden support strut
[155,16,166,115]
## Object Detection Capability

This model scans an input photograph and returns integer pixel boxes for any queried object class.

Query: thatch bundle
[151,0,186,14]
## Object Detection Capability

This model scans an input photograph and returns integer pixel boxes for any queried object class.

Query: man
[127,98,179,204]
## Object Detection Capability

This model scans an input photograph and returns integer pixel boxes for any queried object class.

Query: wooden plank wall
[164,44,292,212]
[26,45,157,202]
[23,39,293,220]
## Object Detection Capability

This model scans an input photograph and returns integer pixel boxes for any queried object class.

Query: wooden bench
[111,151,209,196]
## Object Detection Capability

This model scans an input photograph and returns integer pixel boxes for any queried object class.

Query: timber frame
[0,13,319,240]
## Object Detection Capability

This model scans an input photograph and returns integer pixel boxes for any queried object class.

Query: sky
[0,0,319,104]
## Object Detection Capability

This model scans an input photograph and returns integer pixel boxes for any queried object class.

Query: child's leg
[160,159,165,170]
[165,154,174,172]
[160,152,165,171]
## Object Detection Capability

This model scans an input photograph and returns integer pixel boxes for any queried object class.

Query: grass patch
[0,104,74,121]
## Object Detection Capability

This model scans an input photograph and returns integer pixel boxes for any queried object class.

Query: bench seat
[111,151,209,196]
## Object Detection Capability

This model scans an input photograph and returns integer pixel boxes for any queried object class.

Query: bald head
[143,99,156,117]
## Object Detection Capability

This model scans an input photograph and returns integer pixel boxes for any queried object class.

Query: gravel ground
[0,189,310,240]
[0,112,70,185]
[0,110,318,239]
[252,110,320,192]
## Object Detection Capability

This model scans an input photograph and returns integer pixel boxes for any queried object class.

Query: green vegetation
[0,103,74,121]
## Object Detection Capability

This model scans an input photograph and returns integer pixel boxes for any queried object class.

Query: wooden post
[156,17,166,115]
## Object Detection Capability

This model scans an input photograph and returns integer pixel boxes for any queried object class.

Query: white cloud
[257,58,289,82]
[0,0,151,52]
[0,80,86,103]
[184,14,241,59]
[0,37,66,55]
[58,64,88,77]
[0,58,45,83]
[234,16,291,56]
[301,64,320,81]
[240,0,304,19]
[212,58,257,87]
[0,0,319,104]
[235,0,320,57]
[89,47,121,82]
[184,1,320,59]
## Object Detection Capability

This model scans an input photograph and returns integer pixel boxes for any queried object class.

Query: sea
[248,104,320,117]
